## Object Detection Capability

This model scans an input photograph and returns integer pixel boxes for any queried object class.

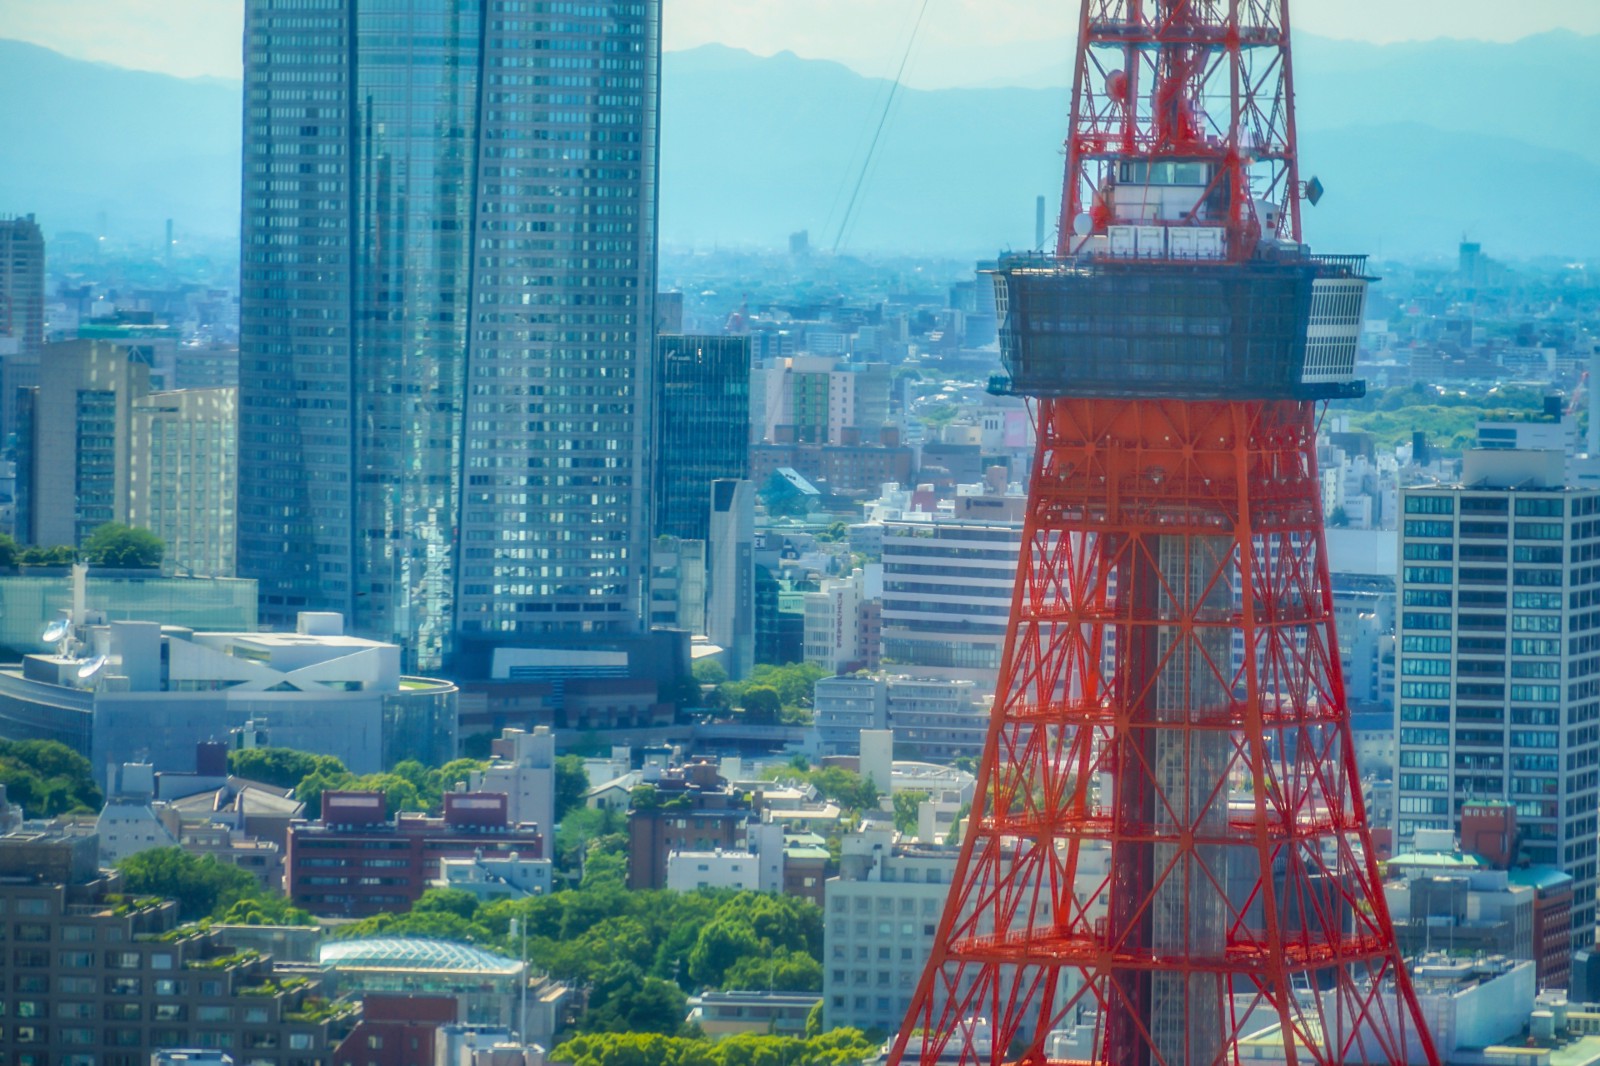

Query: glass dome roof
[319,937,522,974]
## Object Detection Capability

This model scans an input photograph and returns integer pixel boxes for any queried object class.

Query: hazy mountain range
[1,32,1596,259]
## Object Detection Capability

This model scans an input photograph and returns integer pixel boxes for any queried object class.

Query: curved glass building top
[319,937,522,975]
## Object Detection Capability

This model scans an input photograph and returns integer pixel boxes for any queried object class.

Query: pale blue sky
[0,0,1596,84]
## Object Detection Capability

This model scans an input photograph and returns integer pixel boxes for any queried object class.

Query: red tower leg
[884,3,1437,1064]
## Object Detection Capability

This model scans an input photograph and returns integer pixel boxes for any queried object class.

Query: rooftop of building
[319,937,522,976]
[693,990,822,1006]
[1507,866,1575,891]
[1385,849,1490,870]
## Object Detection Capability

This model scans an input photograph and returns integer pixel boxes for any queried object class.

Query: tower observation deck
[886,4,1438,1066]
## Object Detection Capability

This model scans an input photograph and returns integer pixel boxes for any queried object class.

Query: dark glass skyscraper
[239,0,660,670]
[652,334,750,542]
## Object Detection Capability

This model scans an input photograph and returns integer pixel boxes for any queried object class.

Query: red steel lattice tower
[885,4,1439,1066]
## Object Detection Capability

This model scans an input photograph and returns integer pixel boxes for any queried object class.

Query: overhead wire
[831,0,932,253]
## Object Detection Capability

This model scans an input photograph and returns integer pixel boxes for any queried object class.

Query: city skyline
[2,0,1597,85]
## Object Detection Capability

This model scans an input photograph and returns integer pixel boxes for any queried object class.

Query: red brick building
[285,792,543,917]
[331,995,456,1066]
[627,761,752,891]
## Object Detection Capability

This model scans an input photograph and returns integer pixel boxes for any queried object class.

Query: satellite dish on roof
[77,655,107,682]
[42,619,70,644]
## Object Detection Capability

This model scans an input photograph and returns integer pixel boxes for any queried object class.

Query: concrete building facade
[0,822,354,1065]
[822,827,959,1034]
[879,515,1021,686]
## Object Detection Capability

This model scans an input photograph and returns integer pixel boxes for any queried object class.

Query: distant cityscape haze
[0,0,1597,85]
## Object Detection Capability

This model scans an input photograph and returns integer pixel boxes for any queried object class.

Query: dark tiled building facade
[0,828,351,1066]
[653,335,751,542]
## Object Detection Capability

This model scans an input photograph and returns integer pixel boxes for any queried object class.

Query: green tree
[738,685,783,724]
[555,806,625,874]
[551,1033,714,1066]
[116,848,258,921]
[556,755,590,820]
[805,766,878,812]
[412,887,481,921]
[20,545,77,565]
[0,738,102,817]
[691,660,728,686]
[292,767,357,819]
[747,663,825,709]
[217,893,315,926]
[228,748,349,791]
[433,758,490,802]
[892,789,929,836]
[550,1030,876,1066]
[347,772,424,814]
[332,908,494,944]
[687,915,762,988]
[581,962,688,1035]
[82,522,164,568]
[804,1000,824,1039]
[0,532,19,569]
[720,948,822,992]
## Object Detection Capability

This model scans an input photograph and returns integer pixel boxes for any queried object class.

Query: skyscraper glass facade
[653,334,751,542]
[239,0,660,669]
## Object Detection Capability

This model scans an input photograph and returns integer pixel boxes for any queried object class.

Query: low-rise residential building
[689,991,820,1039]
[627,761,753,891]
[887,677,987,761]
[469,727,556,837]
[666,848,763,893]
[814,675,888,756]
[435,852,554,901]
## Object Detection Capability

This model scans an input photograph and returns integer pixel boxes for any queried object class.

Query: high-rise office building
[238,1,661,670]
[0,213,46,445]
[1396,448,1600,944]
[653,334,750,542]
[0,214,44,356]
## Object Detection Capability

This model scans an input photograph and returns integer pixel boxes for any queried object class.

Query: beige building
[22,338,148,548]
[131,386,238,576]
[18,337,238,575]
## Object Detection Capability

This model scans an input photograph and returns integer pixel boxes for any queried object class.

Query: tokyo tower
[884,3,1439,1066]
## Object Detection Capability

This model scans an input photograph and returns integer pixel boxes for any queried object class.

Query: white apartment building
[823,827,959,1033]
[887,677,987,761]
[469,727,556,836]
[814,675,888,756]
[666,848,763,893]
[1395,449,1600,938]
[436,852,553,901]
[803,570,868,675]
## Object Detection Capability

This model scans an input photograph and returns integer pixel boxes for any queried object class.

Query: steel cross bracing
[886,3,1437,1064]
[1059,0,1300,261]
[885,399,1438,1066]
